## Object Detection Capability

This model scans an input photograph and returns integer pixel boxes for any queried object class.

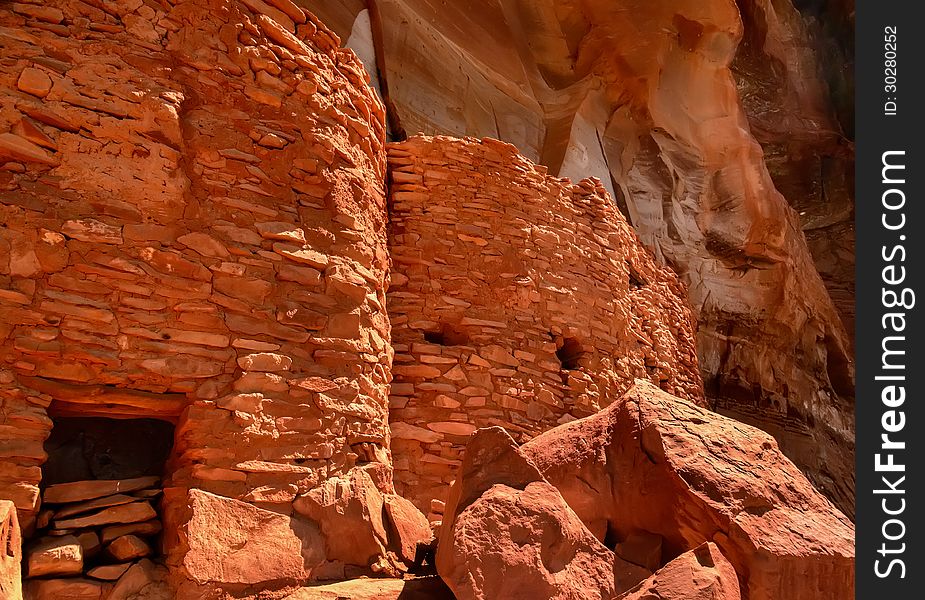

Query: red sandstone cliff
[0,1,855,599]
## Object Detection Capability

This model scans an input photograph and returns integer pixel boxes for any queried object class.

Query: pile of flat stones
[25,476,162,583]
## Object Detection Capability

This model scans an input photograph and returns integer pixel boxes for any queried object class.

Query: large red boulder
[521,381,854,600]
[436,427,615,600]
[171,489,325,598]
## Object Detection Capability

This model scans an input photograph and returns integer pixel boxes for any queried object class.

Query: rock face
[387,135,702,514]
[521,381,854,600]
[301,0,855,516]
[436,427,615,600]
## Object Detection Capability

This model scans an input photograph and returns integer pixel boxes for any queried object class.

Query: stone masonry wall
[386,135,703,516]
[0,0,398,595]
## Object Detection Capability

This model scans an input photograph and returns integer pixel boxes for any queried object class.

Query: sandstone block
[100,520,162,545]
[437,427,615,600]
[237,352,293,372]
[44,477,160,505]
[27,535,83,578]
[620,543,741,600]
[426,422,476,437]
[53,493,137,519]
[390,422,442,443]
[17,67,52,97]
[86,562,132,581]
[293,466,389,567]
[61,219,123,245]
[107,534,152,561]
[107,559,169,600]
[53,501,157,530]
[383,494,433,564]
[181,489,323,586]
[0,132,56,165]
[25,578,102,600]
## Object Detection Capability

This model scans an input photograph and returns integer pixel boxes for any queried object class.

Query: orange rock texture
[0,0,425,597]
[0,0,855,598]
[302,0,856,516]
[387,135,702,514]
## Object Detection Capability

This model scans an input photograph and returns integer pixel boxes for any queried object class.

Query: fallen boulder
[521,380,854,600]
[293,464,433,576]
[436,427,615,600]
[172,489,325,598]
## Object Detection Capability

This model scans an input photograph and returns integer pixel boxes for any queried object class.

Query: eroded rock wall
[0,0,398,594]
[386,135,702,515]
[298,0,856,517]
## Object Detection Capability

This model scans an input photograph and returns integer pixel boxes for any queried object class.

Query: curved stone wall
[0,0,395,595]
[386,135,703,515]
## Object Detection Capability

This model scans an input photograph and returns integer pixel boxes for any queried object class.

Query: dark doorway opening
[43,418,174,486]
[26,416,175,583]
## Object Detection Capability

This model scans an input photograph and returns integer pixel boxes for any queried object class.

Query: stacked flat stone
[0,0,407,597]
[25,477,161,595]
[386,135,704,517]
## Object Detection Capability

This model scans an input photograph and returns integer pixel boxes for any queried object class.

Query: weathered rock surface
[86,562,131,582]
[522,380,854,600]
[106,559,170,600]
[293,464,434,576]
[284,576,455,600]
[620,542,741,600]
[26,534,83,578]
[24,577,104,600]
[173,489,325,598]
[382,495,432,565]
[0,501,22,600]
[106,534,151,562]
[302,0,856,516]
[436,427,615,600]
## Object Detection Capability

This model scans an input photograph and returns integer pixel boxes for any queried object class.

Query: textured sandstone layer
[0,0,421,596]
[387,135,702,515]
[620,542,741,600]
[437,382,854,600]
[300,0,856,516]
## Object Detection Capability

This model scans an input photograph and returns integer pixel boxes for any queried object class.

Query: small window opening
[424,323,469,346]
[556,338,585,371]
[627,262,646,289]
